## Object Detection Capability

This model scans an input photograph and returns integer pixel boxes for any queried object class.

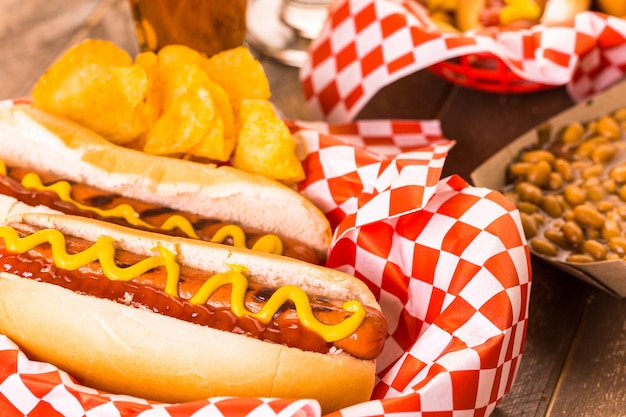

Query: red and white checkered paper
[0,106,531,416]
[301,0,626,122]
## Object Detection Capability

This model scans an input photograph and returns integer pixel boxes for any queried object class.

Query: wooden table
[1,0,625,415]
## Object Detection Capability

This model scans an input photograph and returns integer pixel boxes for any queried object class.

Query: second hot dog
[0,104,332,264]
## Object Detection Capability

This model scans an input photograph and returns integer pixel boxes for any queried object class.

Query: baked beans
[505,107,626,263]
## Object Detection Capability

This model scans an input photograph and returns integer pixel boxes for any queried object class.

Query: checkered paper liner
[300,0,626,122]
[0,108,531,417]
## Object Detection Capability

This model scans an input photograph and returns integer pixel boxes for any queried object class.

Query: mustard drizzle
[0,226,364,342]
[499,0,541,26]
[190,265,366,342]
[0,159,283,256]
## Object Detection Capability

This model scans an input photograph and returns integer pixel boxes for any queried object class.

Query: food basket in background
[301,0,626,122]
[428,52,555,94]
[0,99,531,417]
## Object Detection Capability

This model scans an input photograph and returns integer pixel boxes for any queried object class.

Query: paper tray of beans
[301,0,626,123]
[472,78,626,298]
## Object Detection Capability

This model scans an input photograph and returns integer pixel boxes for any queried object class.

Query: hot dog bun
[541,0,590,24]
[0,103,332,258]
[0,212,382,414]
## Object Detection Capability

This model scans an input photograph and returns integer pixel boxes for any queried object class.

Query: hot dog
[428,0,591,32]
[0,212,387,414]
[0,104,331,264]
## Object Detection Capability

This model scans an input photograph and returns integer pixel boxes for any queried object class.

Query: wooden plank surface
[548,288,626,416]
[1,0,625,415]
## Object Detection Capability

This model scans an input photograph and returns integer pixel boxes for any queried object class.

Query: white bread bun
[0,213,381,414]
[0,104,332,258]
[541,0,590,24]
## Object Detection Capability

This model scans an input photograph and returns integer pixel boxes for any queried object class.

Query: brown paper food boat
[472,78,626,298]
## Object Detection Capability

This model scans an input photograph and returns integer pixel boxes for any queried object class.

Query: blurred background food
[422,0,623,33]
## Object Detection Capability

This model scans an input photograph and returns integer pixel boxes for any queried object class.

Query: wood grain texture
[0,0,105,98]
[1,1,625,416]
[492,259,592,417]
[437,86,575,181]
[548,288,626,416]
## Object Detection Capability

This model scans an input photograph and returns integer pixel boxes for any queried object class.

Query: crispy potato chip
[156,47,235,133]
[134,51,161,122]
[34,64,151,144]
[127,51,161,150]
[31,40,291,179]
[152,61,236,160]
[200,47,271,111]
[156,45,236,137]
[32,40,151,144]
[188,116,236,162]
[204,78,236,139]
[143,84,218,156]
[232,99,305,184]
[32,40,134,110]
[157,44,206,69]
[53,39,134,68]
[158,61,211,111]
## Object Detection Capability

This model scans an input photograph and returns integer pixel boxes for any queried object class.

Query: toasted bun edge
[0,275,375,414]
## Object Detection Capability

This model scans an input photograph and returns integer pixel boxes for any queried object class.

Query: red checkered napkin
[301,0,626,122]
[289,120,530,416]
[0,108,531,416]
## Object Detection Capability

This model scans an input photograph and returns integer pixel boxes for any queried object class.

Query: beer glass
[128,0,247,56]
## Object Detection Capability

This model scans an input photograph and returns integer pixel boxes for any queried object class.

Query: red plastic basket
[428,52,556,94]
